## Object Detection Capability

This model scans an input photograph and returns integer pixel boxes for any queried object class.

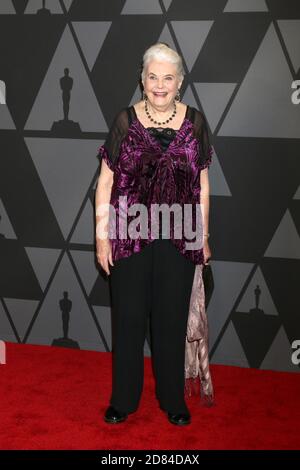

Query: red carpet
[0,342,299,450]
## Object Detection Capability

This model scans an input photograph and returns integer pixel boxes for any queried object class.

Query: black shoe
[104,405,128,424]
[167,412,191,426]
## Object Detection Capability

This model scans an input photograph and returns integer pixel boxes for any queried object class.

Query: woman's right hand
[96,238,114,275]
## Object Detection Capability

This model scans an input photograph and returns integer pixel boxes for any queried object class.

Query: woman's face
[142,60,182,110]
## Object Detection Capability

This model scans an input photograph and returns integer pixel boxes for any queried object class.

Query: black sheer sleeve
[193,109,214,170]
[97,108,129,171]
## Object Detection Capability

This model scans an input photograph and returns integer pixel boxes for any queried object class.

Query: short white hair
[141,42,184,84]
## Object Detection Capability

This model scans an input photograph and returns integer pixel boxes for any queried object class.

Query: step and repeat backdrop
[0,0,299,372]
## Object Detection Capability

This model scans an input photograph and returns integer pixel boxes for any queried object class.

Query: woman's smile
[153,92,168,97]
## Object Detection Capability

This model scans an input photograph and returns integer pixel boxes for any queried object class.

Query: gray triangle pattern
[0,302,17,342]
[172,21,213,71]
[224,0,268,12]
[25,247,61,291]
[62,0,74,11]
[293,186,300,200]
[25,137,99,240]
[260,326,300,372]
[0,104,15,129]
[121,0,162,15]
[70,198,95,245]
[158,23,177,50]
[182,85,200,109]
[0,0,15,13]
[264,210,300,260]
[211,321,249,367]
[207,261,254,348]
[207,150,231,197]
[162,0,173,11]
[194,82,236,133]
[70,250,99,296]
[219,24,300,137]
[278,20,300,74]
[0,198,17,239]
[72,21,111,71]
[179,85,231,197]
[129,85,143,107]
[5,298,39,342]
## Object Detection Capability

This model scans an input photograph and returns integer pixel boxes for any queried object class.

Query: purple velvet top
[97,105,213,265]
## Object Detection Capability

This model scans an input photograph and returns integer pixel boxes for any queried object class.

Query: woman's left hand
[203,239,211,265]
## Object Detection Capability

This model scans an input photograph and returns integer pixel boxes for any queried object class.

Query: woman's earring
[142,91,148,101]
[175,89,181,102]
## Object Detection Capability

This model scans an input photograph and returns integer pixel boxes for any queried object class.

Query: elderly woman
[95,43,214,426]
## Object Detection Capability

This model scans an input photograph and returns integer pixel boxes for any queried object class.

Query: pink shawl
[185,264,215,406]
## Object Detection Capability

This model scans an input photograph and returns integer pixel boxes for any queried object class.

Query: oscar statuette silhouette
[37,0,51,16]
[52,291,80,349]
[51,68,81,135]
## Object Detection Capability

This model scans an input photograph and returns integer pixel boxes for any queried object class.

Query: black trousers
[109,238,196,414]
